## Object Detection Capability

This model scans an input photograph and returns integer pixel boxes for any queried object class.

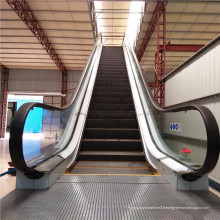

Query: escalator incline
[69,46,155,175]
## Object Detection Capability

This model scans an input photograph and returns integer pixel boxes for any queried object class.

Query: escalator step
[87,111,136,119]
[90,104,134,111]
[86,119,138,128]
[91,97,133,104]
[94,87,131,93]
[78,151,145,161]
[92,92,132,98]
[83,128,140,139]
[81,139,142,151]
[95,82,129,87]
[75,161,147,168]
[96,78,129,83]
[70,167,153,175]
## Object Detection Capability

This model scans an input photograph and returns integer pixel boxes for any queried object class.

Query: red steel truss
[0,64,9,138]
[61,71,67,106]
[137,1,167,62]
[161,42,204,52]
[6,0,67,106]
[154,1,167,108]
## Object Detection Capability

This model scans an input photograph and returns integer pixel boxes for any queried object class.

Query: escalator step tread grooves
[71,46,153,175]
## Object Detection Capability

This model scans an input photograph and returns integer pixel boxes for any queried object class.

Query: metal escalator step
[78,151,145,161]
[96,78,129,83]
[70,167,153,175]
[89,104,134,111]
[87,111,136,119]
[96,75,128,78]
[83,128,140,139]
[95,82,129,87]
[81,139,142,151]
[97,72,128,76]
[75,161,147,168]
[86,119,138,128]
[94,87,131,93]
[91,97,133,104]
[92,92,132,98]
[98,64,126,67]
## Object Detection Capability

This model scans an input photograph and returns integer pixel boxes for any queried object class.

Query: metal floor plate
[1,175,220,220]
[70,167,153,175]
[75,161,147,168]
[71,161,153,175]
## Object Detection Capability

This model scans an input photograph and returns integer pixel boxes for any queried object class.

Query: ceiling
[136,1,220,81]
[0,0,95,70]
[1,1,220,75]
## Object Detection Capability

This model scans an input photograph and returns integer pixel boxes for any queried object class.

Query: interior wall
[164,39,220,185]
[165,39,220,107]
[0,70,2,130]
[8,69,82,108]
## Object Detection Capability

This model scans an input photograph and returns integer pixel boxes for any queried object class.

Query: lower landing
[1,175,220,219]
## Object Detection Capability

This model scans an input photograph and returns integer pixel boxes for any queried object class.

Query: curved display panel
[9,37,103,174]
[123,36,220,180]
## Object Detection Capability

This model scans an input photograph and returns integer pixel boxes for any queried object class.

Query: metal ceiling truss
[1,27,95,33]
[0,64,9,138]
[88,1,97,39]
[6,0,68,106]
[154,1,168,108]
[1,18,93,24]
[162,43,204,52]
[1,35,94,40]
[136,1,168,62]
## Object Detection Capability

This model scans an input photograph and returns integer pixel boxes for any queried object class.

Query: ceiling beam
[1,18,92,24]
[6,0,67,73]
[0,8,143,14]
[0,42,94,46]
[1,27,95,33]
[6,0,69,105]
[136,1,168,61]
[0,35,94,40]
[162,43,204,52]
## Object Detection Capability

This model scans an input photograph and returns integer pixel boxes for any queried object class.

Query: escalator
[8,36,220,189]
[69,46,154,175]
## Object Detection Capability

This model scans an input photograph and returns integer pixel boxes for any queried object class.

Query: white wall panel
[7,69,82,107]
[66,70,82,104]
[165,39,220,107]
[44,96,62,108]
[142,71,154,83]
[165,36,220,184]
[0,71,2,127]
[8,69,61,92]
[179,96,220,183]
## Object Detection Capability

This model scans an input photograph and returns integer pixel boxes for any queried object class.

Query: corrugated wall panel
[66,70,82,104]
[43,96,61,108]
[8,69,61,92]
[182,96,220,184]
[164,36,220,184]
[0,71,2,127]
[142,71,154,83]
[7,69,83,108]
[165,40,220,107]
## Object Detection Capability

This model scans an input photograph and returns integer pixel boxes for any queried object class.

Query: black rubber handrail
[125,40,220,181]
[9,40,101,178]
[9,102,61,178]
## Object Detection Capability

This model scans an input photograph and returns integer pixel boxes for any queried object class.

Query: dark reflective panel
[126,43,208,170]
[23,107,71,167]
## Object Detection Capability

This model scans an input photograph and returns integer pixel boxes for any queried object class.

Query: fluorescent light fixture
[126,1,145,48]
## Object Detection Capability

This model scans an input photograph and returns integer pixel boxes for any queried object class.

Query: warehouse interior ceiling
[1,1,220,74]
[136,1,220,79]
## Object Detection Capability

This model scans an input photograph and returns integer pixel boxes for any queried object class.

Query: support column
[61,70,67,107]
[154,1,167,107]
[0,64,9,138]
